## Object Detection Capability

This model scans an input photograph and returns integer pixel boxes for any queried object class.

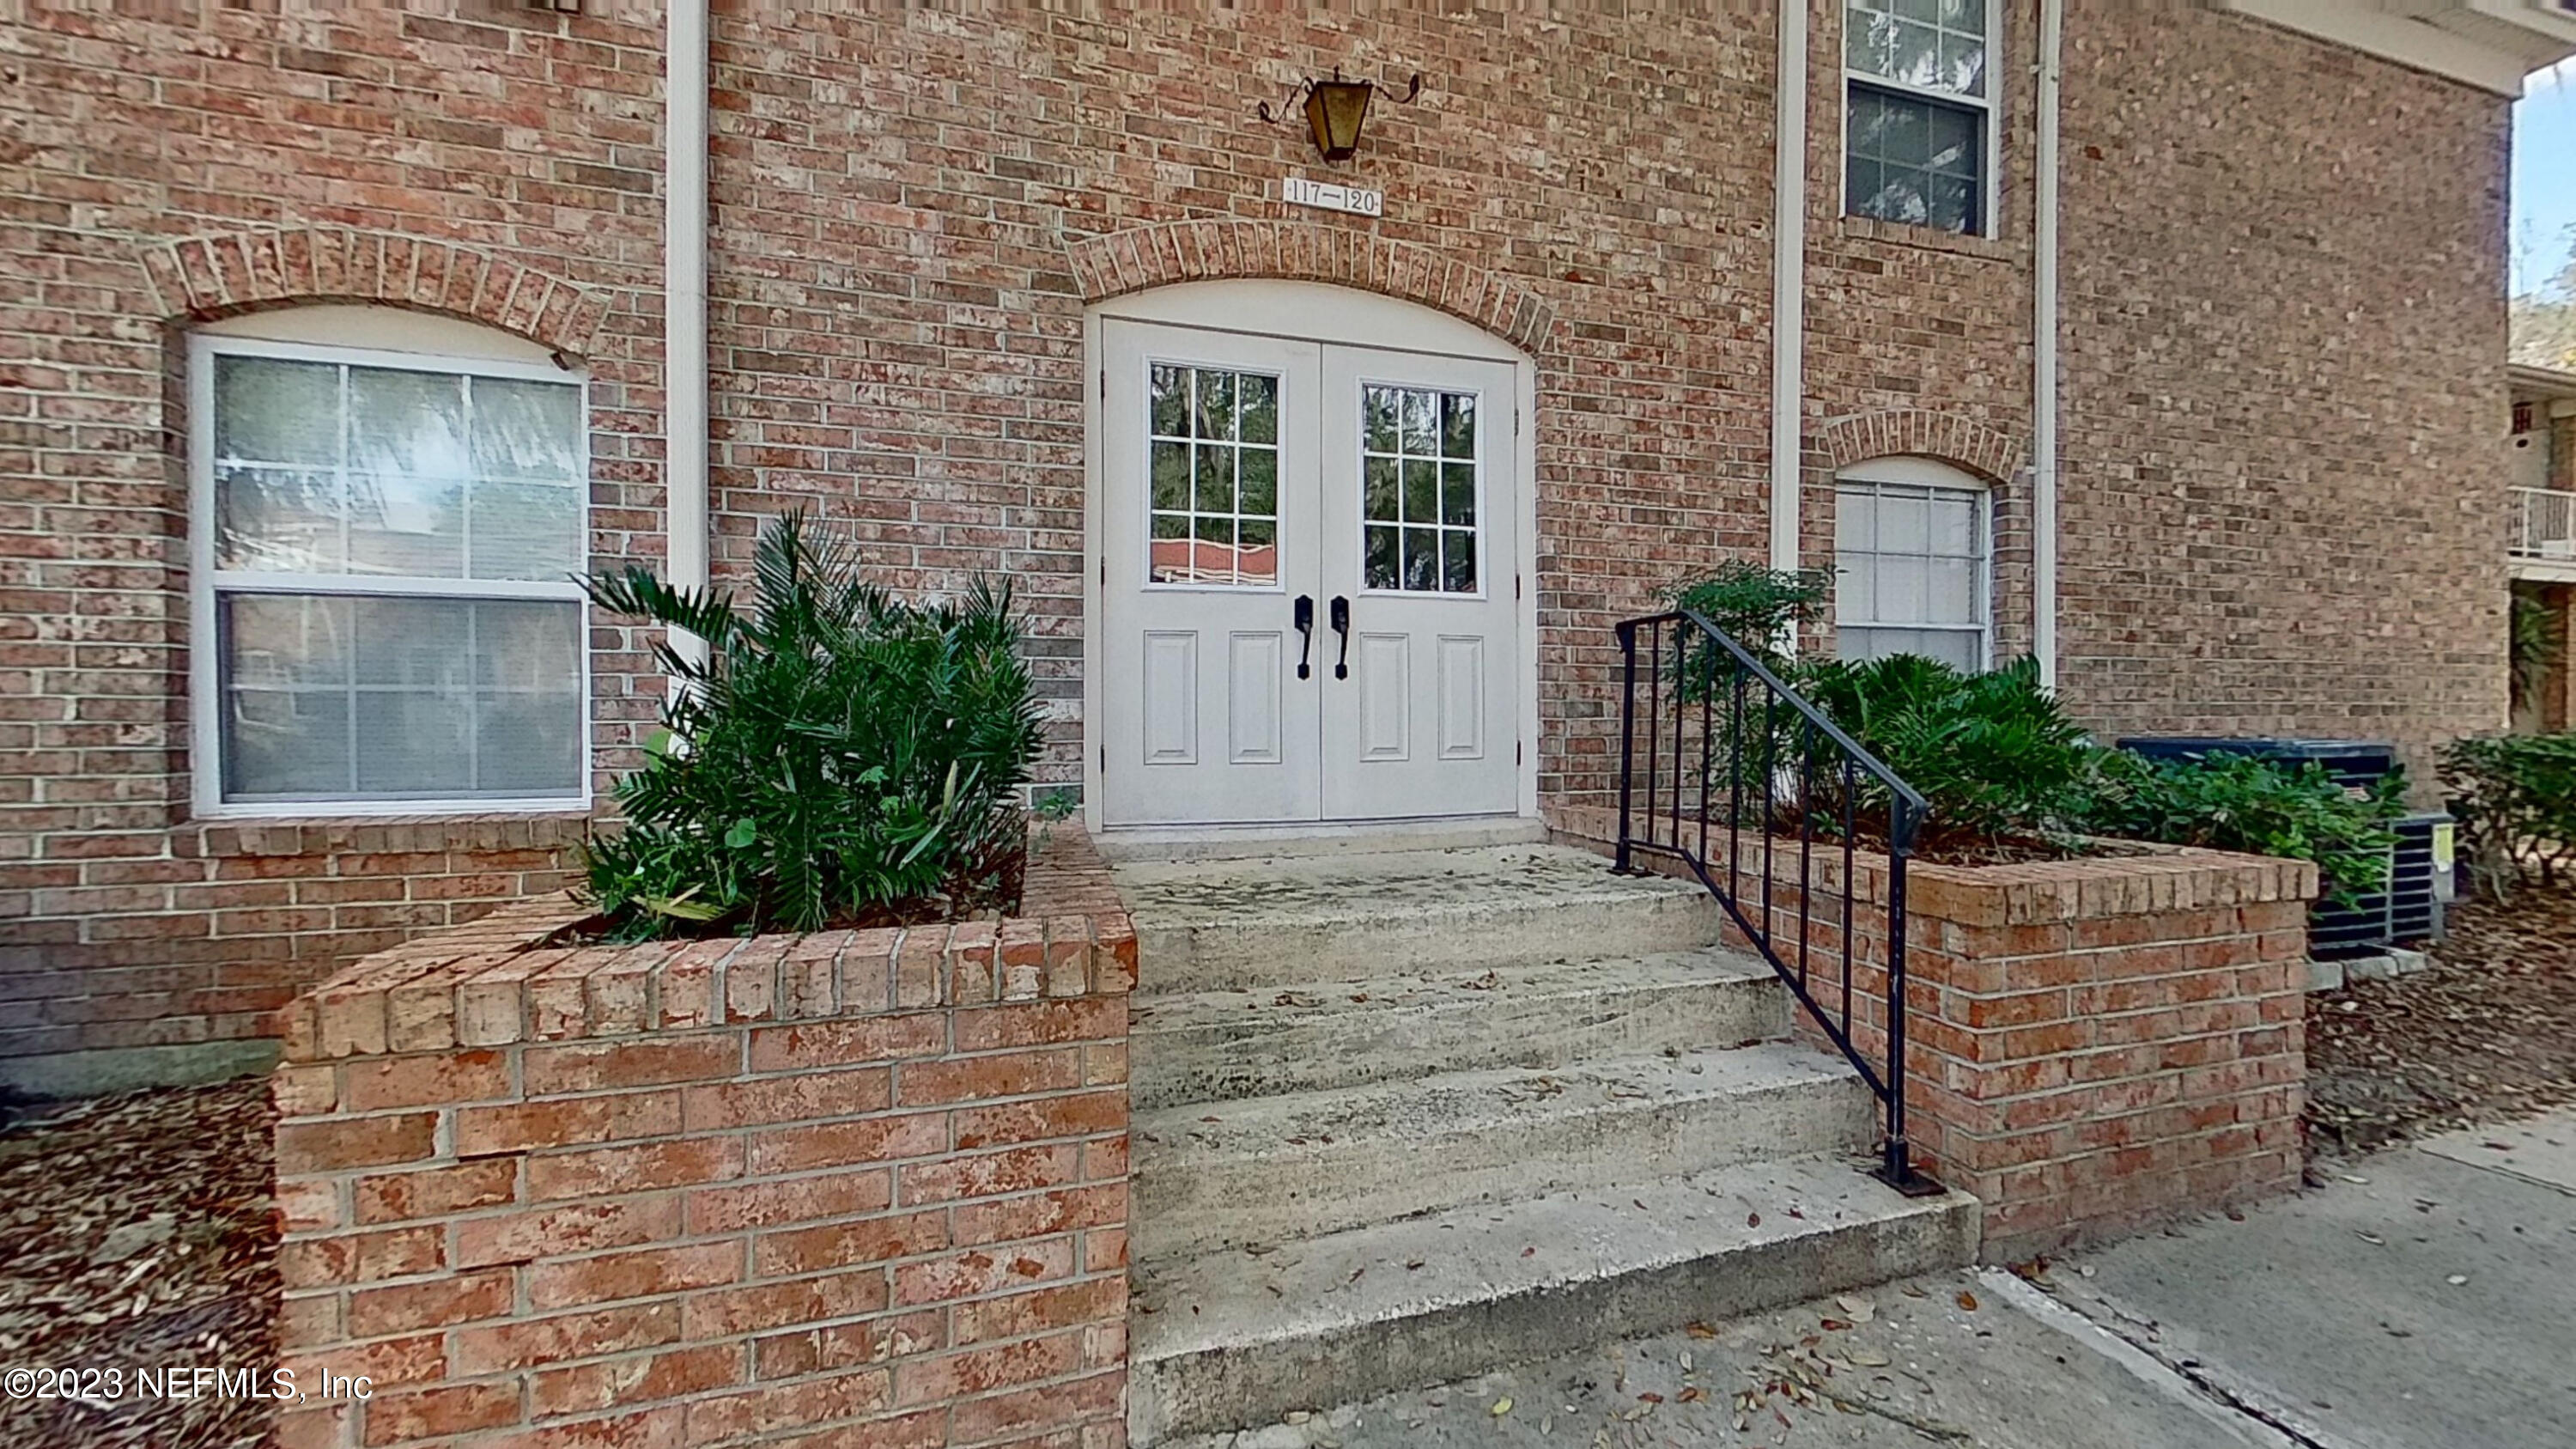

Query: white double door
[1100,319,1520,826]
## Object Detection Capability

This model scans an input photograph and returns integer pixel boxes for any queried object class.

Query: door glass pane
[1145,362,1281,587]
[1360,383,1479,594]
[1364,525,1400,590]
[1239,373,1279,445]
[1236,517,1278,588]
[1440,463,1476,526]
[1442,531,1477,593]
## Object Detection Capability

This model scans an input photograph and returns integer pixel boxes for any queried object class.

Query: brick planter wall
[267,829,1134,1449]
[1549,804,2315,1261]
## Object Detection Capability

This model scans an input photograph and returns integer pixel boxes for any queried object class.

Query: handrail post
[1611,608,1939,1197]
[1615,619,1638,874]
[1878,797,1922,1192]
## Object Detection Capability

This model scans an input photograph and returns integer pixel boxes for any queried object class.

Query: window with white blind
[1833,458,1990,672]
[1844,0,1996,236]
[189,324,589,814]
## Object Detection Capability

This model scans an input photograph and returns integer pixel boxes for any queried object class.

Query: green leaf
[725,818,758,849]
[642,889,726,922]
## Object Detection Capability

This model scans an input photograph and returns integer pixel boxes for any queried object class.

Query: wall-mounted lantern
[1257,69,1423,163]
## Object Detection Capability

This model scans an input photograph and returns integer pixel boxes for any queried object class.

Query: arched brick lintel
[1820,409,2028,486]
[1066,219,1558,358]
[136,228,616,361]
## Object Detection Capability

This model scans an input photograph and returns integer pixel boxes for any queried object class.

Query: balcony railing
[2512,486,2576,561]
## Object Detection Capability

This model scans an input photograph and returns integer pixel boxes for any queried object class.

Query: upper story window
[1844,0,1996,236]
[1834,457,1990,672]
[190,312,590,815]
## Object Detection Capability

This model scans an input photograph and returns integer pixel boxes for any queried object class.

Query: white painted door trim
[1083,280,1541,837]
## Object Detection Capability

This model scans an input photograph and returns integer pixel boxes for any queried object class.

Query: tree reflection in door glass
[1147,362,1280,587]
[1360,383,1479,594]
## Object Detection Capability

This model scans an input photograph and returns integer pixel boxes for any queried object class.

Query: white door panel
[1318,347,1520,820]
[1099,323,1518,825]
[1100,322,1321,825]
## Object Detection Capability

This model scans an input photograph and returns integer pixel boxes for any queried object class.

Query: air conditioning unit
[2115,739,2445,959]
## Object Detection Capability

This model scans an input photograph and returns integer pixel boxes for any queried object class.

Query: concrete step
[1129,947,1789,1110]
[1127,1155,1981,1445]
[1092,816,1550,864]
[1131,1044,1875,1261]
[1113,843,1721,995]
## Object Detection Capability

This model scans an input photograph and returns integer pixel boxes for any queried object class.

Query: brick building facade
[0,0,2556,1093]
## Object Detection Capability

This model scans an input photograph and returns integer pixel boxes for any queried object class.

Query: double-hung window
[1834,459,1990,671]
[1844,0,1996,236]
[191,331,590,813]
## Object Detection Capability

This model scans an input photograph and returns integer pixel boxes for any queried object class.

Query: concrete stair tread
[1129,946,1776,1038]
[1119,844,1724,995]
[1134,1041,1853,1169]
[1128,1156,1980,1438]
[1114,843,1702,933]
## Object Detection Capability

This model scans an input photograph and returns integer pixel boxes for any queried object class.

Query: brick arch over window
[137,228,615,361]
[1820,410,2026,485]
[1065,219,1558,357]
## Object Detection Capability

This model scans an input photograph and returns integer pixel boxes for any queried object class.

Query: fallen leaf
[1836,1294,1875,1322]
[1678,1385,1705,1403]
[1850,1349,1891,1367]
[1686,1321,1718,1339]
[1955,1290,1979,1312]
[1491,1397,1512,1416]
[1820,1317,1853,1330]
[1747,1211,1762,1227]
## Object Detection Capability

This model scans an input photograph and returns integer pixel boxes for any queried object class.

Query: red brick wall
[0,0,2514,1084]
[1896,854,2312,1259]
[1549,802,2314,1260]
[0,1,670,1090]
[2053,3,2512,764]
[268,836,1135,1449]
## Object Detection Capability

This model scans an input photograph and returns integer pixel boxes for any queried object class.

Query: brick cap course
[137,227,616,361]
[1545,801,2318,926]
[277,829,1138,1061]
[1066,217,1558,356]
[1819,408,2029,485]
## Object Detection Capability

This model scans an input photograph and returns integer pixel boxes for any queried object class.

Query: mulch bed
[2305,884,2576,1159]
[0,1080,279,1449]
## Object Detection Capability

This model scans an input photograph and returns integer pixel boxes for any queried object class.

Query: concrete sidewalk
[1166,1265,2267,1449]
[2057,1110,2576,1449]
[1170,1108,2576,1449]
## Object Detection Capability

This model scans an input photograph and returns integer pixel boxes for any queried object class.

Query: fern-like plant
[1797,654,2093,844]
[580,512,1042,938]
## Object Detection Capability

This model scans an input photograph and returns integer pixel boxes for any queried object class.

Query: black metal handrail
[1614,609,1939,1195]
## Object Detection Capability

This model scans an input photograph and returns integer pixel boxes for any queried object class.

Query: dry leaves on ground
[2306,886,2576,1157]
[0,1080,278,1449]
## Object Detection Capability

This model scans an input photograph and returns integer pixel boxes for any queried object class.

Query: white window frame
[1840,0,2004,240]
[187,331,592,819]
[1832,455,1993,670]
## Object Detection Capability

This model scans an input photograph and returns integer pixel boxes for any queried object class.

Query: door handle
[1329,595,1352,680]
[1293,594,1315,679]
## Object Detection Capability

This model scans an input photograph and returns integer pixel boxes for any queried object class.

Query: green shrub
[2078,751,2400,906]
[2440,733,2576,895]
[1796,654,2093,843]
[1668,563,1831,665]
[580,512,1042,939]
